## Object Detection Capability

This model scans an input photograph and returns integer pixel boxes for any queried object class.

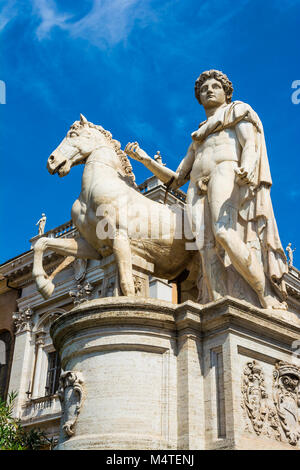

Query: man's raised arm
[125,142,195,189]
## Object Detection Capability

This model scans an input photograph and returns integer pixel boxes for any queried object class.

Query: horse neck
[85,145,122,172]
[80,146,122,200]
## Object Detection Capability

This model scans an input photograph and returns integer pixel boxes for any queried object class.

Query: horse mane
[74,120,137,189]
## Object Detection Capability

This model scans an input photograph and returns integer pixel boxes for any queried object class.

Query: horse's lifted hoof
[35,275,55,299]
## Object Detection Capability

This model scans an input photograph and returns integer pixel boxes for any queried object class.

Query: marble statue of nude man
[286,243,296,267]
[125,70,288,309]
[36,213,47,236]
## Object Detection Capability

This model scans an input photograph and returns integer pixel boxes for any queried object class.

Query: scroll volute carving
[241,360,268,435]
[273,361,300,446]
[58,371,85,438]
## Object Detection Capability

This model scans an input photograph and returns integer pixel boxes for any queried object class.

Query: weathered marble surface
[125,70,288,311]
[32,115,198,303]
[51,297,300,450]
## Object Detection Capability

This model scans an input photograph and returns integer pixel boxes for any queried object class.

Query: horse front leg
[113,235,135,296]
[33,236,100,299]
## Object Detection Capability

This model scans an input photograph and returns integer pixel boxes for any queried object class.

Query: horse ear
[80,114,88,125]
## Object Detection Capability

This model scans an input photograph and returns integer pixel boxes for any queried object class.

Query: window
[45,351,61,396]
[0,331,12,401]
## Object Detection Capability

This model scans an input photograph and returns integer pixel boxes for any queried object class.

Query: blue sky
[0,0,299,265]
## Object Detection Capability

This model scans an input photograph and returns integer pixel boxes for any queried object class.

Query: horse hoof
[36,275,55,299]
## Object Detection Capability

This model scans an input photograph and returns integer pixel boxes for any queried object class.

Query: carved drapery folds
[241,360,268,435]
[242,359,300,446]
[273,361,300,446]
[58,371,84,438]
[12,307,33,334]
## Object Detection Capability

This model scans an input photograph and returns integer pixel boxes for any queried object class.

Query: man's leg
[186,182,227,301]
[207,161,270,307]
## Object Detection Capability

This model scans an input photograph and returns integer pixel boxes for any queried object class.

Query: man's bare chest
[193,128,240,158]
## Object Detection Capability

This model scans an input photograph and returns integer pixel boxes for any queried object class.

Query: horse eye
[69,131,77,137]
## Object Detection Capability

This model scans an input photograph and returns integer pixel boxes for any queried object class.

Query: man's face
[199,78,226,109]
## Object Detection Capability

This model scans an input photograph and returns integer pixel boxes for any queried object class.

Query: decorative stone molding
[267,408,281,441]
[69,281,94,305]
[273,360,300,446]
[12,307,34,334]
[241,360,268,435]
[57,371,85,438]
[35,330,46,347]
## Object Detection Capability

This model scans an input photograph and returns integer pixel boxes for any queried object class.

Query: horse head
[47,114,111,177]
[47,114,136,186]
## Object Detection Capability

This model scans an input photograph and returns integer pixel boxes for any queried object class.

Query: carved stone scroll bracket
[241,360,268,435]
[273,360,300,446]
[58,371,85,438]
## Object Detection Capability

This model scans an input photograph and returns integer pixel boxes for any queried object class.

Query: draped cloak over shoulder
[176,100,288,289]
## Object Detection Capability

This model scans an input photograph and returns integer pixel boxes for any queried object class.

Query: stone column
[175,302,204,449]
[32,331,46,398]
[9,307,34,415]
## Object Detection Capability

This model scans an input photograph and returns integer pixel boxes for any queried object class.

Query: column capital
[12,306,34,335]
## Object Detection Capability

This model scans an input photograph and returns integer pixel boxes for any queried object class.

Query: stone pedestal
[50,297,300,450]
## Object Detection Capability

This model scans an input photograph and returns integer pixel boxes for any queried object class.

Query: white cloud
[32,0,72,40]
[29,0,156,47]
[68,0,154,47]
[0,0,255,50]
[0,0,18,32]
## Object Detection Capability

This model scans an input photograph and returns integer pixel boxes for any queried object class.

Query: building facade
[1,175,300,449]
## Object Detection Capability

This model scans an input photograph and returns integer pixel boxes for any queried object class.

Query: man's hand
[125,142,151,163]
[197,176,210,194]
[235,166,256,186]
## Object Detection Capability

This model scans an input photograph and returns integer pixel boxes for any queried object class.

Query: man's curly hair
[194,70,233,105]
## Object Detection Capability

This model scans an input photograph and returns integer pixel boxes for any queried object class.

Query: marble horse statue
[32,114,198,300]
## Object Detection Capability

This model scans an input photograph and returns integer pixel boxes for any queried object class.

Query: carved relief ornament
[241,360,268,435]
[273,361,300,446]
[58,371,85,438]
[69,281,94,305]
